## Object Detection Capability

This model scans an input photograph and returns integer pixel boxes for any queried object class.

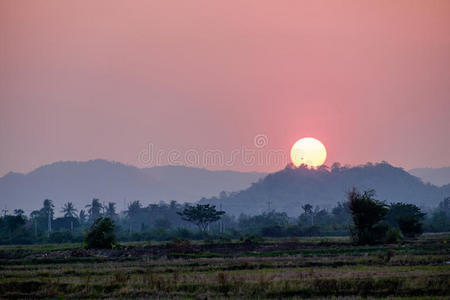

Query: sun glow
[290,137,327,168]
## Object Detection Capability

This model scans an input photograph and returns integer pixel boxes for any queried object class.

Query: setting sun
[290,137,327,168]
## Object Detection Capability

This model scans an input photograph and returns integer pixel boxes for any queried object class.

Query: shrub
[385,228,401,244]
[84,217,116,249]
[49,231,74,243]
[387,203,425,238]
[348,189,389,245]
[398,216,424,238]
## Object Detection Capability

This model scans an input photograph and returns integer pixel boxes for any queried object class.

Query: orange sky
[1,0,450,175]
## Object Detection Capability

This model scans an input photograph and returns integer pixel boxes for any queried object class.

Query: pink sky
[1,0,450,176]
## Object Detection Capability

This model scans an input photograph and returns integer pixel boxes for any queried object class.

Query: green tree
[61,202,78,218]
[386,203,425,238]
[126,201,142,218]
[84,217,116,249]
[86,198,103,222]
[41,199,55,219]
[14,209,24,216]
[348,189,389,245]
[78,209,87,224]
[177,204,225,234]
[105,202,118,220]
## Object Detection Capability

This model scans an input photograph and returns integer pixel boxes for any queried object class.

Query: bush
[387,203,425,238]
[84,217,116,249]
[49,231,74,243]
[399,216,424,238]
[385,228,401,244]
[348,189,389,245]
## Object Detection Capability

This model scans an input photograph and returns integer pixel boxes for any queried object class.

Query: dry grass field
[0,234,449,299]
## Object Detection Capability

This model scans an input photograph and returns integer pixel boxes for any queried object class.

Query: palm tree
[61,202,78,218]
[105,202,118,219]
[126,201,142,218]
[41,199,55,219]
[78,209,87,224]
[86,198,103,222]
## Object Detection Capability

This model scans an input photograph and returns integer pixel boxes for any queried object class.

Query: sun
[290,137,327,168]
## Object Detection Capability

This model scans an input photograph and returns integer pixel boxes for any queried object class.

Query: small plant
[217,272,231,295]
[84,217,116,249]
[112,270,129,283]
[385,228,401,244]
[376,249,395,263]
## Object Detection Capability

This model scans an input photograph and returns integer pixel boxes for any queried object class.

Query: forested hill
[200,162,448,217]
[0,160,265,213]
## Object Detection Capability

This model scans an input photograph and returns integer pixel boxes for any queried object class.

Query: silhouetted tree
[78,209,87,224]
[177,204,225,235]
[61,202,78,218]
[386,203,425,238]
[86,198,102,222]
[84,217,116,249]
[41,199,55,220]
[126,201,142,218]
[301,204,314,225]
[105,202,118,220]
[14,209,24,216]
[348,189,388,245]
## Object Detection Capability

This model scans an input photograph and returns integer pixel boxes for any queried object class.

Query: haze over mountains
[0,160,265,214]
[201,163,450,216]
[409,167,450,186]
[0,160,449,217]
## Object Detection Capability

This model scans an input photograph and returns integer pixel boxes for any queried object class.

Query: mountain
[408,167,450,186]
[0,160,265,214]
[200,162,449,217]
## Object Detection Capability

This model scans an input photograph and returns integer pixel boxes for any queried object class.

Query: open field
[0,234,449,299]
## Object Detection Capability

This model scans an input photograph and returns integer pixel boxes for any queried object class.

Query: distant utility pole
[34,219,37,237]
[47,208,52,237]
[219,203,224,234]
[267,200,272,212]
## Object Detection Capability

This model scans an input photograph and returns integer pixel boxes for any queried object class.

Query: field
[0,234,449,299]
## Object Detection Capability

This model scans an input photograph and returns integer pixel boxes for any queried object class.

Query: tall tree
[78,209,87,224]
[13,209,24,216]
[40,199,54,234]
[86,198,103,222]
[40,199,55,219]
[61,202,78,218]
[386,203,425,238]
[105,202,118,220]
[126,201,142,219]
[301,204,314,225]
[348,189,388,245]
[177,204,225,235]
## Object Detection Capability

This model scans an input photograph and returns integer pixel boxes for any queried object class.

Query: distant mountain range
[200,163,450,216]
[408,167,450,186]
[1,160,449,217]
[0,160,265,214]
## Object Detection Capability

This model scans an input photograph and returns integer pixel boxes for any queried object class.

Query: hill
[0,160,265,214]
[200,162,448,216]
[409,167,450,186]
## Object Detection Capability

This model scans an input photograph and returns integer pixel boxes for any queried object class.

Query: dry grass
[0,235,449,298]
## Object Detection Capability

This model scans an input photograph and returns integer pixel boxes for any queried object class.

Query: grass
[0,234,449,298]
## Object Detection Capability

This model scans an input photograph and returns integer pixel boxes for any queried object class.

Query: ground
[0,234,449,299]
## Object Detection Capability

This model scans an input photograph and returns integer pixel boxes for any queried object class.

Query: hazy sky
[1,0,449,176]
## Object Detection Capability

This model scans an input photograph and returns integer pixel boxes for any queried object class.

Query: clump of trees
[177,204,225,235]
[0,193,448,245]
[84,217,116,249]
[348,188,426,245]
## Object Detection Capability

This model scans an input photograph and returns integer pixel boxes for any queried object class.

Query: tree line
[0,192,449,245]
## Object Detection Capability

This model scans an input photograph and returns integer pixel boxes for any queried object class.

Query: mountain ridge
[200,162,448,216]
[408,167,450,186]
[0,159,265,214]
